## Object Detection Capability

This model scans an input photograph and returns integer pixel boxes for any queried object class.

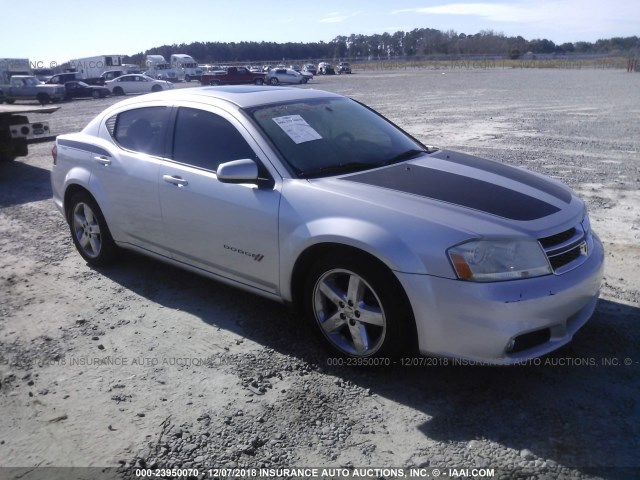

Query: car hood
[346,150,574,221]
[284,150,585,277]
[308,149,583,236]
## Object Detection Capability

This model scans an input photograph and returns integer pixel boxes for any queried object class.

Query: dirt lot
[1,69,639,480]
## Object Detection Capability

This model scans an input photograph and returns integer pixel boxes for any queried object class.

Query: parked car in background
[318,62,335,75]
[64,81,110,100]
[33,68,55,82]
[303,64,317,75]
[289,64,302,72]
[200,65,226,74]
[51,86,604,364]
[1,75,66,105]
[46,72,82,85]
[200,66,266,86]
[337,62,352,74]
[265,68,310,85]
[96,66,144,86]
[105,74,174,96]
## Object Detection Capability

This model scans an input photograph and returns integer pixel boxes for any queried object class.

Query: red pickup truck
[200,67,266,86]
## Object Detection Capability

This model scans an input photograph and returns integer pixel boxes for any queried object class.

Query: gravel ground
[1,68,639,480]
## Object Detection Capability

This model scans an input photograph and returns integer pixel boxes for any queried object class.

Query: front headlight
[448,238,552,282]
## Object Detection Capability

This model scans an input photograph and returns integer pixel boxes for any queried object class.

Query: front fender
[279,216,424,302]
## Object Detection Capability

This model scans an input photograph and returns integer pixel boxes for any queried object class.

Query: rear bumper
[396,234,604,365]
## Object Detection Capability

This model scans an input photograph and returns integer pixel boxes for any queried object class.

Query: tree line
[125,29,640,65]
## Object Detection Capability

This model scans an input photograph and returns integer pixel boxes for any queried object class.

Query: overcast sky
[3,0,638,63]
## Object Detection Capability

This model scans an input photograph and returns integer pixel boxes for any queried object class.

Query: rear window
[109,106,171,156]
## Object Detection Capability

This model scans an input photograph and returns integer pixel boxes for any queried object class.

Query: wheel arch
[290,241,420,355]
[63,183,94,216]
[289,242,411,314]
[281,214,426,304]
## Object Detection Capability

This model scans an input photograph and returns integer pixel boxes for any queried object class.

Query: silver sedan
[105,74,174,96]
[51,86,604,364]
[265,68,310,85]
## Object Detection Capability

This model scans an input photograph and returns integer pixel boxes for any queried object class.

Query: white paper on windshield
[273,115,322,144]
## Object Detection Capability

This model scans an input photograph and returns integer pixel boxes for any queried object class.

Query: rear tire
[255,78,264,85]
[92,90,100,99]
[67,192,120,266]
[269,77,279,86]
[303,251,415,358]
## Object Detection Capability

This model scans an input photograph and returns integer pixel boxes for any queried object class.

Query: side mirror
[217,159,260,184]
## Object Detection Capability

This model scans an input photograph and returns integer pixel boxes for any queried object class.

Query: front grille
[549,247,582,270]
[539,227,576,249]
[538,223,588,274]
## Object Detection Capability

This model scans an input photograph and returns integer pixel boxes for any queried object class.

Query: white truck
[145,55,184,82]
[0,58,32,85]
[67,55,124,84]
[170,54,203,82]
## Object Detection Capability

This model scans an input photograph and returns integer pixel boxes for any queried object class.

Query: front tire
[92,90,100,99]
[269,77,279,86]
[151,85,162,92]
[67,192,119,266]
[113,87,124,96]
[304,251,415,358]
[255,78,264,85]
[36,93,50,105]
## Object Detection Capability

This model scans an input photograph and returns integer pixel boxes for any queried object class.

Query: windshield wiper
[298,149,429,179]
[379,148,428,166]
[298,162,375,179]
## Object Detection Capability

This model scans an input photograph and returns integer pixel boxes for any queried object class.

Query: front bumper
[396,234,604,365]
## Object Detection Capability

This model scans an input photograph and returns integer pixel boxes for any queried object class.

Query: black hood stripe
[435,150,572,203]
[343,164,560,221]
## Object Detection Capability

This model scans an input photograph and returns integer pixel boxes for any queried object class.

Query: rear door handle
[163,175,189,187]
[94,155,111,166]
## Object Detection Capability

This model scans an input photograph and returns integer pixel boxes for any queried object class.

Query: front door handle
[163,175,189,187]
[94,155,111,166]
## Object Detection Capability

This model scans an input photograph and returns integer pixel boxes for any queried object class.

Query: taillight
[51,144,57,165]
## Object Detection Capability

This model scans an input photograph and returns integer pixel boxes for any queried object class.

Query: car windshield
[247,97,426,178]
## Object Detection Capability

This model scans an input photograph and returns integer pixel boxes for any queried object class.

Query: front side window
[171,107,255,172]
[111,107,170,156]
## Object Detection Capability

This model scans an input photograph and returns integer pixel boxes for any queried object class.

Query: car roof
[108,86,344,109]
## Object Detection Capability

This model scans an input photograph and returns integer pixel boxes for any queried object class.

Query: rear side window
[110,107,170,156]
[172,107,255,172]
